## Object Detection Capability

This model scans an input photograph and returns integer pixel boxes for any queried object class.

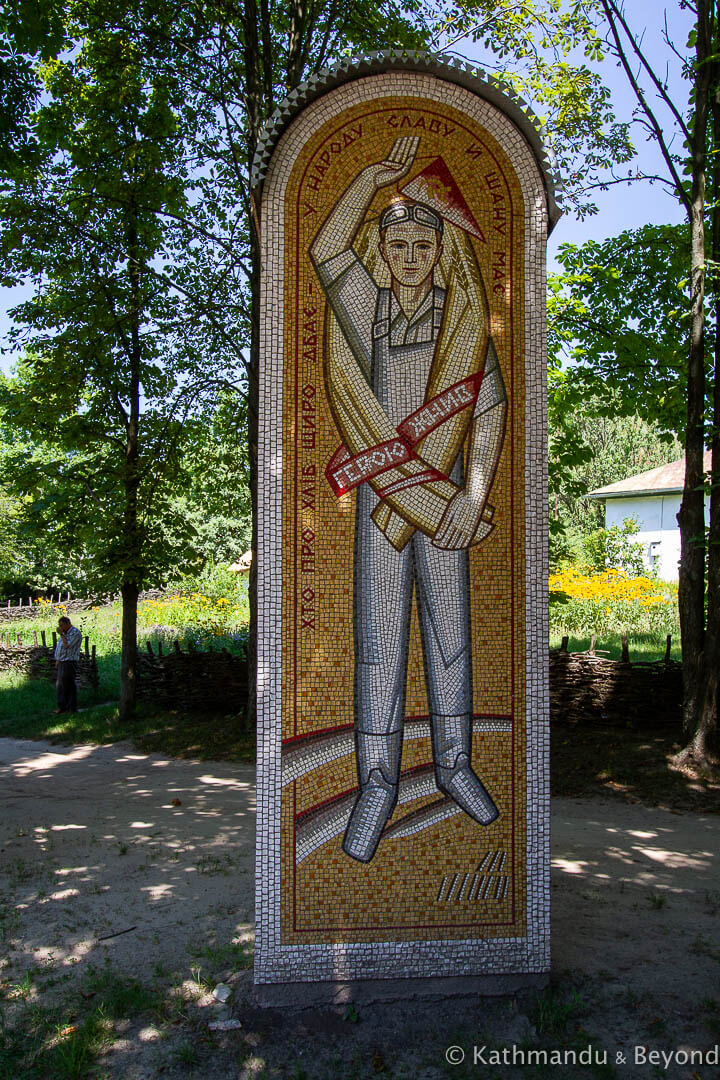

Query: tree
[547,223,690,568]
[0,0,246,719]
[548,386,682,566]
[174,390,252,566]
[0,382,252,597]
[548,224,694,441]
[0,404,86,594]
[1,1,672,732]
[202,0,641,724]
[430,0,634,216]
[173,0,438,722]
[588,0,719,763]
[1,0,434,718]
[0,1,64,171]
[582,517,647,577]
[0,489,23,588]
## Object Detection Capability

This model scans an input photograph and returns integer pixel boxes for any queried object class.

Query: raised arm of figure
[309,137,419,266]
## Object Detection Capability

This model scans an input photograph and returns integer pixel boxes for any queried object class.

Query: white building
[586,451,711,582]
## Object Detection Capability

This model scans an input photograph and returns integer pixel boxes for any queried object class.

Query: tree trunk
[120,579,139,719]
[693,293,719,760]
[119,201,142,724]
[686,49,720,765]
[677,0,711,743]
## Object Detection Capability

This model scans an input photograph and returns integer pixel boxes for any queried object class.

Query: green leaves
[547,224,689,567]
[0,0,250,600]
[548,223,696,439]
[435,0,633,216]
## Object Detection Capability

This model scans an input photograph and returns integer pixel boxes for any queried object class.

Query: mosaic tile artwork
[254,54,554,986]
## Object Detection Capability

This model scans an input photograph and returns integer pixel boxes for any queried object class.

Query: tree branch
[600,0,691,212]
[604,0,690,141]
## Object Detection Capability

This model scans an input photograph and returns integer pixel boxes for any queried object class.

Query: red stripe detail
[281,714,513,748]
[326,373,485,498]
[325,437,413,496]
[295,761,435,825]
[326,444,350,473]
[282,721,354,747]
[396,371,484,448]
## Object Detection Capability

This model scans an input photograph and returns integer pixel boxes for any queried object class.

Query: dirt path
[1,737,718,1079]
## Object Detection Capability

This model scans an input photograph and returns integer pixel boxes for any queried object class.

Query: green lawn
[0,667,254,760]
[549,630,681,663]
[0,600,253,759]
[0,616,122,744]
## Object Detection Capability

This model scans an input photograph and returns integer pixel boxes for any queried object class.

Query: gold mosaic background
[280,96,526,943]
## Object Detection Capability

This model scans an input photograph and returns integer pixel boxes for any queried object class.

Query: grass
[549,631,681,663]
[0,965,163,1080]
[83,968,160,1018]
[0,673,255,759]
[0,957,250,1078]
[194,853,237,875]
[131,710,254,761]
[0,609,122,742]
[0,592,254,759]
[531,987,586,1039]
[186,938,253,976]
[172,1041,201,1067]
[4,585,715,806]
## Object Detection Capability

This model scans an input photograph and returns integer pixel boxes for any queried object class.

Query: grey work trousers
[353,484,472,737]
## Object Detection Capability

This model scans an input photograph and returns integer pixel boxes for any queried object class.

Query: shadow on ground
[0,738,718,1078]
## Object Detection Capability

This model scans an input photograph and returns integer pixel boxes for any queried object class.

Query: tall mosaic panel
[254,54,557,990]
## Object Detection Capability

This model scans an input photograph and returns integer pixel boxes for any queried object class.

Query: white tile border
[256,69,549,984]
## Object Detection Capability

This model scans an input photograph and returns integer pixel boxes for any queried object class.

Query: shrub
[549,566,678,636]
[136,592,249,639]
[581,517,647,576]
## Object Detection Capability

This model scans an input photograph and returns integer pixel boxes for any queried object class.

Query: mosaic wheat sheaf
[256,60,551,984]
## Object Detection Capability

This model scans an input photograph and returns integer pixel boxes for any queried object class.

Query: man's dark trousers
[56,661,78,713]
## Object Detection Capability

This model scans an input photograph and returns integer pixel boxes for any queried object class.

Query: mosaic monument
[253,52,558,993]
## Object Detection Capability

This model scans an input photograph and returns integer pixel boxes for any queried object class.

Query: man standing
[310,137,507,863]
[54,616,82,714]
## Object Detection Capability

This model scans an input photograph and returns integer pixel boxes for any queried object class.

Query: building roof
[586,450,712,500]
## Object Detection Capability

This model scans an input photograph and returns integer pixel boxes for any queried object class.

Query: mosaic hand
[433,490,494,550]
[364,136,420,190]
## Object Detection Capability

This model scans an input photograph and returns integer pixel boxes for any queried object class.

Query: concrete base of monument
[254,972,549,1008]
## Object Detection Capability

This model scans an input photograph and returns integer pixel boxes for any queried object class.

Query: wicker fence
[0,630,99,691]
[550,634,681,726]
[136,640,248,714]
[0,626,683,725]
[135,634,681,724]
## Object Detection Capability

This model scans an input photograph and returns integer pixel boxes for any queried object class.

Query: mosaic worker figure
[310,136,507,863]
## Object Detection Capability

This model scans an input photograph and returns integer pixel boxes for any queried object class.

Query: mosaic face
[379,219,442,287]
[256,67,550,984]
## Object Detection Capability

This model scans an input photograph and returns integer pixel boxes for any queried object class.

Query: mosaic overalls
[318,253,499,862]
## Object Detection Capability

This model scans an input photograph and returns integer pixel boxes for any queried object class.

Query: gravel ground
[1,737,718,1079]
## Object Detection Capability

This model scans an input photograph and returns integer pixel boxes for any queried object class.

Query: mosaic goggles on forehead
[380,202,444,234]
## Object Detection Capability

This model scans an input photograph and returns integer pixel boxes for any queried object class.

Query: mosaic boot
[342,731,402,863]
[432,714,499,825]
